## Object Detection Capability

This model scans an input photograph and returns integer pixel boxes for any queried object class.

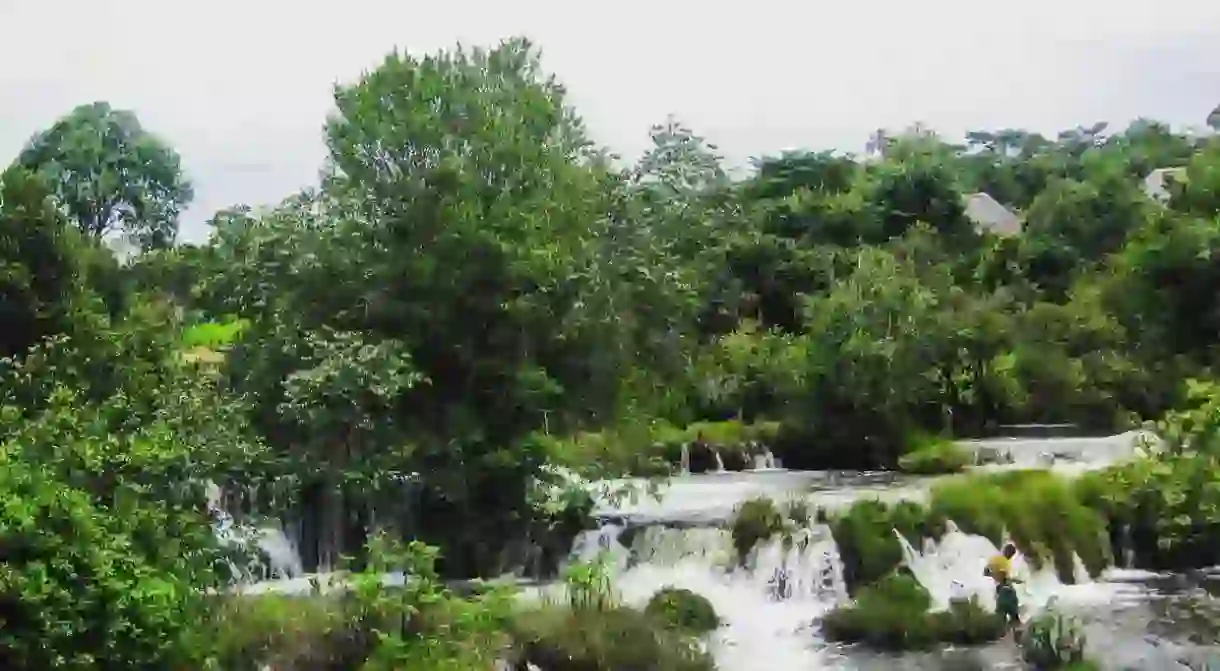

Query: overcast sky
[2,1,1219,242]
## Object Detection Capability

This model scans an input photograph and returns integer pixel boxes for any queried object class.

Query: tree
[18,102,193,250]
[209,38,640,576]
[1208,103,1220,131]
[0,166,87,360]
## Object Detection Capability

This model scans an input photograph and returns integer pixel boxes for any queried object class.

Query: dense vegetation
[3,34,1220,668]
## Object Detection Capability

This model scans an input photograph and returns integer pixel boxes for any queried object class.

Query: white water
[207,480,304,581]
[565,516,1142,670]
[564,522,848,670]
[235,432,1161,667]
[567,432,1149,670]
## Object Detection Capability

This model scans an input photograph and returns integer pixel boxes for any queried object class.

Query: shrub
[821,573,1005,651]
[1076,452,1220,570]
[645,587,720,633]
[207,535,515,670]
[930,598,1007,645]
[898,433,972,474]
[928,470,1110,581]
[510,606,715,671]
[829,499,945,593]
[1020,611,1097,670]
[0,456,208,669]
[562,553,619,612]
[730,497,786,563]
[206,594,349,670]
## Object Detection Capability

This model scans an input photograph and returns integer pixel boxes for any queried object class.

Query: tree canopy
[17,101,193,250]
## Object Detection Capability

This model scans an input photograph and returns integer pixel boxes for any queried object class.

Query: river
[240,431,1220,669]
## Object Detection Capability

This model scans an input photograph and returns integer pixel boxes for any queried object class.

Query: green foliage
[829,500,945,593]
[11,32,1220,668]
[821,573,1004,650]
[897,433,972,474]
[181,316,249,350]
[562,554,619,613]
[0,334,266,668]
[541,419,782,477]
[1020,611,1096,670]
[0,454,207,669]
[17,101,193,249]
[511,555,713,670]
[929,470,1110,581]
[207,535,515,670]
[0,166,89,361]
[644,587,720,633]
[730,496,787,563]
[509,606,715,671]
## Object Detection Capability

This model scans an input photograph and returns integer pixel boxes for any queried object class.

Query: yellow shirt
[986,554,1012,583]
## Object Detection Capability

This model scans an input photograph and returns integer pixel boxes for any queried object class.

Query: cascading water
[751,446,778,471]
[234,431,1195,668]
[208,480,305,582]
[963,430,1151,474]
[894,520,1093,615]
[568,515,1143,670]
[603,523,848,670]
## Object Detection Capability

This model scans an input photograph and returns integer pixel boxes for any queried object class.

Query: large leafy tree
[0,166,88,360]
[18,101,193,250]
[210,39,643,575]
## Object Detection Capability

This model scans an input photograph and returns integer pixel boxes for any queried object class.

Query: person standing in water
[984,543,1023,630]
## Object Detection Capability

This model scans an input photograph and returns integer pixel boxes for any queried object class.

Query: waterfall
[894,520,1092,615]
[680,443,691,475]
[604,522,847,670]
[751,446,778,471]
[208,479,305,582]
[565,508,1133,669]
[713,448,726,473]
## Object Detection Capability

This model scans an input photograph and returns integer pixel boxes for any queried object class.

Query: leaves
[17,101,193,250]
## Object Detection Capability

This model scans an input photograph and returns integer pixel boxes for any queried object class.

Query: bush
[645,587,720,633]
[821,573,1004,651]
[1020,611,1097,670]
[207,535,514,670]
[539,420,784,478]
[930,598,1007,645]
[206,595,349,670]
[0,456,208,669]
[730,496,786,563]
[510,606,715,671]
[898,433,972,474]
[829,499,945,593]
[928,470,1110,581]
[1076,451,1220,571]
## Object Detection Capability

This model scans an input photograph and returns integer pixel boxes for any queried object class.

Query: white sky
[2,0,1219,242]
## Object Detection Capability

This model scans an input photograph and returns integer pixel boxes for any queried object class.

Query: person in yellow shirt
[984,543,1022,629]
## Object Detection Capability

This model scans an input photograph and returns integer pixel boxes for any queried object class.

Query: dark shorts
[996,584,1019,620]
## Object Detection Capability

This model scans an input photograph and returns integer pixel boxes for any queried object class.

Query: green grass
[897,433,972,475]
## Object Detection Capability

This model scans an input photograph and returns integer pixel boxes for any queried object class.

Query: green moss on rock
[645,587,720,634]
[730,497,786,564]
